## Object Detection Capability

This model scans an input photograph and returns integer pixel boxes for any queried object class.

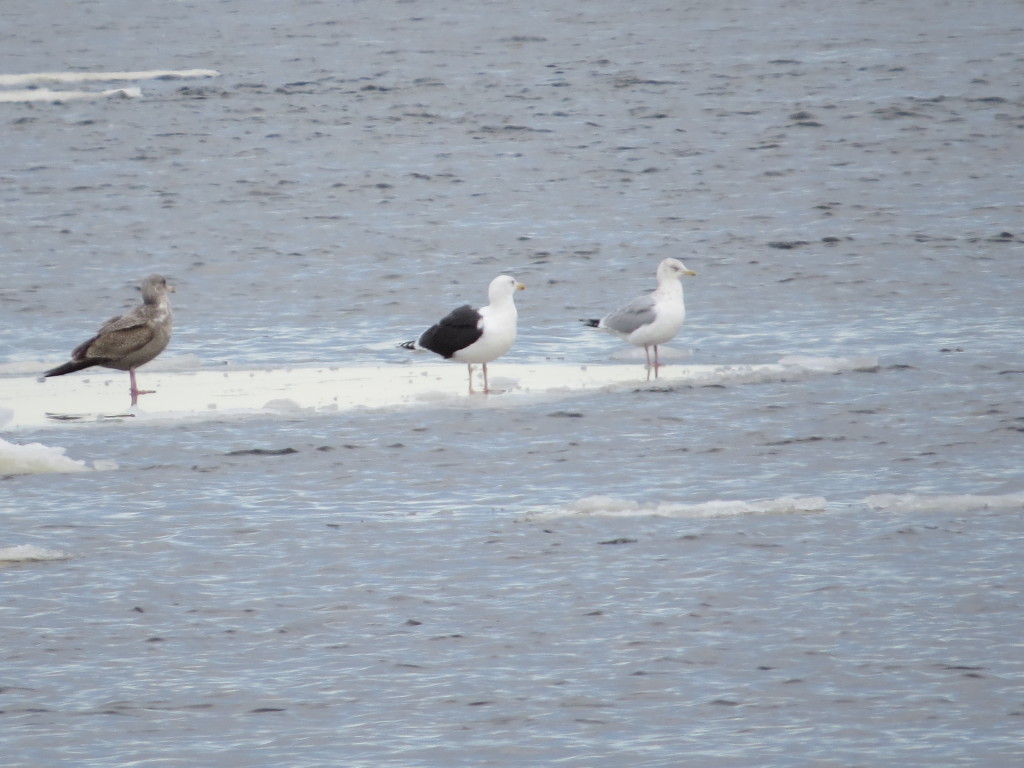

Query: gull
[400,274,525,394]
[44,274,174,406]
[583,258,696,378]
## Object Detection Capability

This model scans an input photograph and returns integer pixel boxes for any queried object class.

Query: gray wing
[96,305,150,335]
[601,292,657,335]
[74,305,166,364]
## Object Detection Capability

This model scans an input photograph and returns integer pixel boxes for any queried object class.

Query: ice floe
[0,544,71,563]
[1,356,879,430]
[0,69,219,87]
[0,435,114,476]
[0,87,141,102]
[0,68,219,102]
[529,491,1024,520]
[531,495,829,520]
[865,492,1024,513]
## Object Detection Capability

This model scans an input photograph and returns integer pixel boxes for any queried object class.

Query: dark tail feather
[44,359,97,378]
[398,340,417,350]
[581,318,600,328]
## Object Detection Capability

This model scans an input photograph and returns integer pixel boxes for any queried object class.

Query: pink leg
[644,345,652,381]
[653,345,660,378]
[482,363,490,394]
[466,364,475,395]
[128,369,156,406]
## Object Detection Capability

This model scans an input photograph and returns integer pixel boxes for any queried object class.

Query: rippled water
[2,0,1023,765]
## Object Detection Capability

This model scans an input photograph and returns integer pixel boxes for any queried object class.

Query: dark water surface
[2,1,1023,765]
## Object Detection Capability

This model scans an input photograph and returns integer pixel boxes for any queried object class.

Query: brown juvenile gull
[582,258,696,379]
[44,274,174,406]
[399,274,525,394]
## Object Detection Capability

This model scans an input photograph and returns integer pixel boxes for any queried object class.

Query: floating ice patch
[0,436,107,475]
[0,87,141,103]
[778,355,879,373]
[0,69,220,86]
[864,492,1024,513]
[0,544,71,563]
[531,494,828,520]
[0,68,219,102]
[5,357,877,429]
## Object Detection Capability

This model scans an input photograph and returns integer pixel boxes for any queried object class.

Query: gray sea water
[2,1,1023,766]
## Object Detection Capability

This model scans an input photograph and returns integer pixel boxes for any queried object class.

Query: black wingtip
[581,318,600,328]
[43,359,96,378]
[398,340,416,350]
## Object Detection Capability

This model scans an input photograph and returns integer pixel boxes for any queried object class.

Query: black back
[417,304,483,359]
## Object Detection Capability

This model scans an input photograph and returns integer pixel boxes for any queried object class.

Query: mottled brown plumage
[44,274,174,406]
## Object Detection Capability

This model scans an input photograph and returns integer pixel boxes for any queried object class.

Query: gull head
[658,258,697,280]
